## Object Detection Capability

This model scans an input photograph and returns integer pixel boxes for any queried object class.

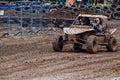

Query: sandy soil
[0,20,120,80]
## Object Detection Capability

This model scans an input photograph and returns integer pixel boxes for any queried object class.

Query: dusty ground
[0,20,120,80]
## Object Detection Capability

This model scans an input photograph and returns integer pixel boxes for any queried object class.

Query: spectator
[115,0,120,5]
[83,0,88,6]
[104,0,107,5]
[57,0,64,5]
[94,0,97,6]
[68,0,74,6]
[89,0,94,5]
[119,0,120,4]
[76,0,82,7]
[111,0,117,5]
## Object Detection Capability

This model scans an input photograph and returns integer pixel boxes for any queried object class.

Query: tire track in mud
[26,53,120,80]
[36,53,120,74]
[0,52,82,76]
[1,51,120,80]
[28,53,120,80]
[0,41,52,57]
[51,56,120,75]
[0,50,54,65]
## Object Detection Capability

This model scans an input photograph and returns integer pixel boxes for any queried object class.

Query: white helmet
[94,18,100,24]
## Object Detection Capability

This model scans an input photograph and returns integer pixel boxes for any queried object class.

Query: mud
[0,20,120,80]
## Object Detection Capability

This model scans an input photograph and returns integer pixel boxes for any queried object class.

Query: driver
[91,18,103,34]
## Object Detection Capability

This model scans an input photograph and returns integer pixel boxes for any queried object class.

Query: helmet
[94,18,100,24]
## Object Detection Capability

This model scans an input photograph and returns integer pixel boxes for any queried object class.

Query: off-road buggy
[53,14,118,53]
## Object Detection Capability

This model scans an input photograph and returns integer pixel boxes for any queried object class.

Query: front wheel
[53,35,63,52]
[86,35,98,54]
[106,37,118,52]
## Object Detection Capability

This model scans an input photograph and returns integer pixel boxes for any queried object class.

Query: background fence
[0,3,51,37]
[0,2,120,37]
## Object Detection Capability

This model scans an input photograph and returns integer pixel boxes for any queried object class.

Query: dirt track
[0,20,120,80]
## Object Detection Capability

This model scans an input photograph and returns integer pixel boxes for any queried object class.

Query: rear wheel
[73,43,82,51]
[107,37,118,52]
[86,35,98,54]
[53,35,63,52]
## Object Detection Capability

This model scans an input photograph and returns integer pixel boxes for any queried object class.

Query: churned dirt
[0,20,120,80]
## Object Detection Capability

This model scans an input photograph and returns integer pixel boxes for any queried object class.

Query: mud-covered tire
[107,37,118,52]
[53,35,63,52]
[73,43,82,51]
[86,35,98,54]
